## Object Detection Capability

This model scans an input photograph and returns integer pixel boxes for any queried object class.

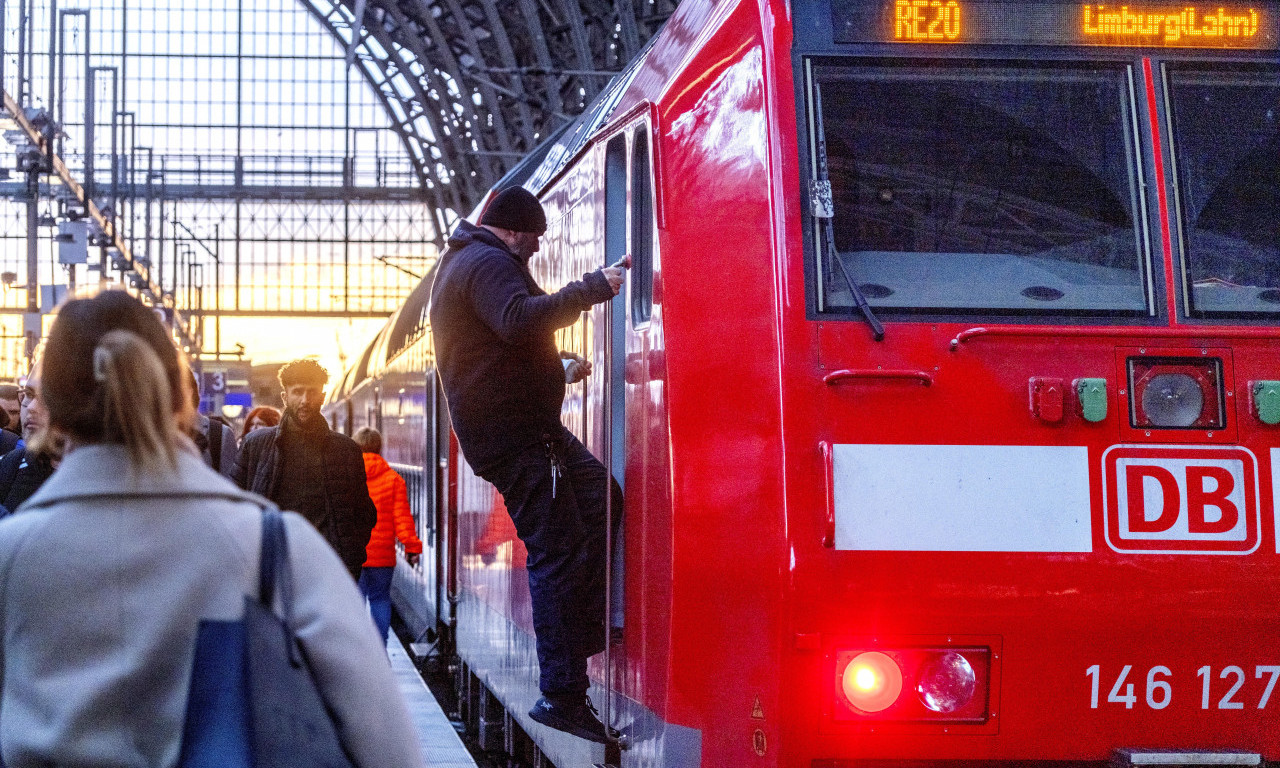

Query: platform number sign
[204,371,226,394]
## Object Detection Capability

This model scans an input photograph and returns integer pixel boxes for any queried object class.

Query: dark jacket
[232,420,377,577]
[0,429,19,457]
[428,219,614,473]
[0,447,55,514]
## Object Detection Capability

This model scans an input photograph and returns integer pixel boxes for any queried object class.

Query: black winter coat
[428,219,614,473]
[232,423,376,577]
[0,447,54,515]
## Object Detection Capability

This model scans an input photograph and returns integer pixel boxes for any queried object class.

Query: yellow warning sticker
[751,697,765,719]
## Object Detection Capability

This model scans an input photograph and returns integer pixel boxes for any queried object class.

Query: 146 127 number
[1086,664,1280,710]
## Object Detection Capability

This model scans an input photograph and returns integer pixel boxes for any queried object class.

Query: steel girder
[298,0,675,236]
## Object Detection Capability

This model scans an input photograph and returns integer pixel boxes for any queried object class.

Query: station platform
[388,637,478,767]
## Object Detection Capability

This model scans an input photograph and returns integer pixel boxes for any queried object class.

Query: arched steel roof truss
[298,0,676,234]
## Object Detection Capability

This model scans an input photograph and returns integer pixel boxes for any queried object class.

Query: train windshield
[1167,62,1280,317]
[810,62,1150,316]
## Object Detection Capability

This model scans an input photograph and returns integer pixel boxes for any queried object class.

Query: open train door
[600,115,658,754]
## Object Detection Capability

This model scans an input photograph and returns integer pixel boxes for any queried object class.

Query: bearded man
[233,359,376,581]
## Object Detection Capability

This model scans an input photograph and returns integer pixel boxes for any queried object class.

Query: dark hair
[278,359,328,389]
[240,405,281,440]
[0,383,18,401]
[352,426,382,455]
[189,368,202,409]
[43,290,193,470]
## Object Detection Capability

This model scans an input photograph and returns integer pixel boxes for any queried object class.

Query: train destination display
[833,0,1279,46]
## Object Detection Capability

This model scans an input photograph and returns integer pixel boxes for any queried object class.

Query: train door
[608,122,657,636]
[602,121,658,736]
[603,135,629,635]
[426,367,457,637]
[625,124,656,644]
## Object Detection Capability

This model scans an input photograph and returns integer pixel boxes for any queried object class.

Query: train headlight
[841,651,903,713]
[1128,357,1224,430]
[1140,373,1203,427]
[916,651,976,713]
[832,644,993,724]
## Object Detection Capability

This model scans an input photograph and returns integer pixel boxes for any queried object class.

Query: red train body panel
[326,0,1280,763]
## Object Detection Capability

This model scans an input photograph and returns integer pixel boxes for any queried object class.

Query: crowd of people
[0,291,428,767]
[0,185,624,763]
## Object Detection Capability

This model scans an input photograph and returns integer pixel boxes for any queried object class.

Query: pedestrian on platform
[0,407,16,457]
[188,369,238,480]
[353,426,423,645]
[239,405,280,444]
[428,185,627,743]
[0,382,22,437]
[0,364,58,515]
[0,290,423,767]
[0,383,21,456]
[233,359,377,581]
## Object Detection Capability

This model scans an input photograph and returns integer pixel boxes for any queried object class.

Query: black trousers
[481,426,622,696]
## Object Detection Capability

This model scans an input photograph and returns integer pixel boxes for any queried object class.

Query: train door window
[1164,62,1280,319]
[630,129,654,325]
[603,134,628,632]
[807,61,1152,318]
[606,136,628,264]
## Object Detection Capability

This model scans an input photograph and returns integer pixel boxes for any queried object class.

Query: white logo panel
[1113,456,1248,542]
[832,444,1092,552]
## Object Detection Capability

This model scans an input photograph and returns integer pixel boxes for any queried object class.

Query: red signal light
[833,647,992,723]
[840,651,903,713]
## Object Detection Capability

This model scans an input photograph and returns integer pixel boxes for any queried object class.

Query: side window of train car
[631,129,654,326]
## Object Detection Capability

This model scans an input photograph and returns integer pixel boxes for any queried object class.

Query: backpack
[208,418,228,472]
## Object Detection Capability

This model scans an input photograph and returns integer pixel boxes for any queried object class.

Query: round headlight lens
[841,651,903,713]
[1140,372,1203,427]
[916,651,977,713]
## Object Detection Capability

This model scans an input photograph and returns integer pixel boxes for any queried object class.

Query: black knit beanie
[480,187,547,234]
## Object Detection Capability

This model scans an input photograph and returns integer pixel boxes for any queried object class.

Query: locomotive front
[780,0,1280,763]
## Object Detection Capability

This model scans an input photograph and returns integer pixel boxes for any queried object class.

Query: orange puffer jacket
[362,453,423,567]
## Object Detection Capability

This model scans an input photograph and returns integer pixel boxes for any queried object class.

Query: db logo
[1103,445,1260,554]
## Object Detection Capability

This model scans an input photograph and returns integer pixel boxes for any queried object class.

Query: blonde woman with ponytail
[0,290,424,768]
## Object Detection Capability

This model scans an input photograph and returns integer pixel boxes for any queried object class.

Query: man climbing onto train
[232,358,377,582]
[428,186,628,744]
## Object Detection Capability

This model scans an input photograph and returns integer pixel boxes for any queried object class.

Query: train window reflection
[1166,63,1280,318]
[811,62,1150,316]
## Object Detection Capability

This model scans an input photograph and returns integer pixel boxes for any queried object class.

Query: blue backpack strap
[258,508,302,665]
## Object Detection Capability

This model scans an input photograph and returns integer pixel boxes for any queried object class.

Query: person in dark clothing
[0,382,21,437]
[0,365,58,514]
[0,383,20,456]
[185,368,238,479]
[0,412,17,457]
[428,186,628,744]
[232,359,377,581]
[0,439,54,514]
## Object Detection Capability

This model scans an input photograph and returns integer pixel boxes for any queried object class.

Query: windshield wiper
[811,83,885,342]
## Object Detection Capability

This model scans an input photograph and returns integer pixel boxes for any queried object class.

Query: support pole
[24,164,39,365]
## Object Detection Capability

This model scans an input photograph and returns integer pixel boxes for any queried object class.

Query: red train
[324,0,1280,764]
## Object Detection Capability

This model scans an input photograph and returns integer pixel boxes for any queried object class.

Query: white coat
[0,443,425,768]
